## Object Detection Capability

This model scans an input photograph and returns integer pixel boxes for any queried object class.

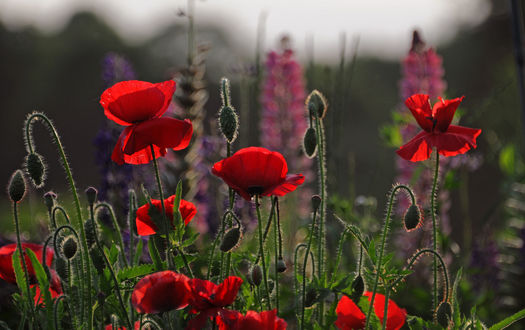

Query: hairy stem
[255,194,272,310]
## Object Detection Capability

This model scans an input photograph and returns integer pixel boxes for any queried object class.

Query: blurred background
[0,0,524,326]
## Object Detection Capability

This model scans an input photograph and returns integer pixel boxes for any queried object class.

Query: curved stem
[150,145,173,269]
[52,206,71,227]
[25,112,91,328]
[255,194,271,310]
[207,210,236,280]
[95,203,128,267]
[431,152,440,313]
[365,184,414,329]
[301,208,318,330]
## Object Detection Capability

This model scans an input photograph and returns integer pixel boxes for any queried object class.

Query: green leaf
[173,254,196,271]
[406,315,442,330]
[26,249,54,328]
[499,144,516,176]
[148,237,164,271]
[452,268,463,326]
[117,264,155,282]
[133,239,144,266]
[368,238,376,264]
[11,249,29,298]
[358,295,381,329]
[331,274,353,292]
[489,308,525,330]
[173,180,184,237]
[182,230,200,248]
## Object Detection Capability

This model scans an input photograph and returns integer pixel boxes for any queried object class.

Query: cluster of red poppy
[131,270,286,329]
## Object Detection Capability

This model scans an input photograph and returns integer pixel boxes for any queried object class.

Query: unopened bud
[303,128,317,158]
[84,219,98,248]
[25,153,46,188]
[277,257,287,273]
[311,195,322,212]
[306,90,327,119]
[404,204,422,232]
[251,265,262,286]
[62,236,78,260]
[90,247,106,274]
[436,301,452,328]
[218,105,239,143]
[85,187,98,206]
[304,287,318,308]
[8,170,26,203]
[351,275,365,302]
[55,256,68,281]
[43,191,57,213]
[220,227,241,252]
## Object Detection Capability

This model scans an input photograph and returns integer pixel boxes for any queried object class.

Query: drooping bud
[85,187,98,207]
[25,153,46,188]
[218,106,239,143]
[90,247,106,274]
[276,257,287,273]
[8,170,26,203]
[306,90,327,119]
[311,195,322,213]
[436,301,452,328]
[220,227,241,252]
[303,127,317,158]
[304,287,318,308]
[84,219,98,248]
[55,256,68,281]
[43,191,57,213]
[62,236,78,260]
[351,274,365,302]
[251,264,262,286]
[404,204,422,232]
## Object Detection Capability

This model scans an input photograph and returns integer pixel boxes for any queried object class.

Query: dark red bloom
[100,80,193,165]
[131,271,191,314]
[396,94,481,162]
[335,292,406,330]
[186,276,243,329]
[0,243,54,284]
[135,195,197,236]
[212,147,305,201]
[217,309,287,330]
[33,269,62,306]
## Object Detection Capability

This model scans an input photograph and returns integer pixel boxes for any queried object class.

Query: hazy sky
[0,0,491,61]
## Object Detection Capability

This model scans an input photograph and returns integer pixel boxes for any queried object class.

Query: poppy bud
[251,265,262,286]
[8,170,26,203]
[62,236,78,260]
[84,219,98,248]
[90,247,106,274]
[303,127,317,158]
[306,90,327,119]
[43,191,57,213]
[436,301,452,327]
[304,287,318,308]
[55,256,69,281]
[25,153,46,188]
[311,195,322,212]
[218,105,239,143]
[268,279,275,293]
[220,227,241,252]
[404,204,422,232]
[351,274,365,302]
[97,292,106,306]
[277,257,287,273]
[85,187,98,206]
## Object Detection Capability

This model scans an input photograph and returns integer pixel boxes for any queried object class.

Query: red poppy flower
[217,309,287,330]
[0,243,54,284]
[100,80,193,165]
[186,276,243,329]
[335,292,406,330]
[131,271,191,314]
[396,94,481,162]
[33,269,62,306]
[212,147,305,201]
[135,195,197,236]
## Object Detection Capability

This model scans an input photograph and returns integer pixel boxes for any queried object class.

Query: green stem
[255,194,272,310]
[150,145,173,269]
[95,203,128,268]
[301,209,318,330]
[52,206,71,226]
[128,190,137,267]
[175,246,194,278]
[254,197,278,265]
[13,202,35,319]
[381,287,390,330]
[431,152,440,314]
[273,199,280,314]
[365,184,415,329]
[25,113,91,328]
[330,228,349,287]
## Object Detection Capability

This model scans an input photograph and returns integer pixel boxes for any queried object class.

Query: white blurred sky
[0,0,491,61]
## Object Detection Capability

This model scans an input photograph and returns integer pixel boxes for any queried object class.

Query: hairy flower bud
[8,170,26,203]
[25,153,46,188]
[351,274,365,302]
[304,287,318,308]
[311,195,322,213]
[62,236,78,260]
[90,247,106,274]
[277,257,287,273]
[43,191,57,213]
[85,187,98,206]
[220,227,241,252]
[218,105,239,143]
[55,256,69,281]
[84,219,98,248]
[404,204,422,231]
[306,90,327,119]
[251,264,263,286]
[303,127,317,158]
[436,301,452,327]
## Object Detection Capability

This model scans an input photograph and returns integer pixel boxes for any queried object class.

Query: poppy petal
[213,276,243,307]
[111,127,167,165]
[335,295,366,330]
[429,125,481,157]
[364,292,406,330]
[100,80,176,126]
[396,131,432,162]
[0,243,54,284]
[265,174,305,197]
[188,278,219,311]
[135,196,196,236]
[432,96,464,132]
[405,94,433,132]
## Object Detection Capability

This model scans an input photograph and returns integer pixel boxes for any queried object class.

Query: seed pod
[351,274,365,302]
[25,153,46,188]
[304,287,318,308]
[404,204,422,232]
[220,227,241,252]
[8,170,26,203]
[43,191,57,213]
[303,128,317,158]
[276,257,287,273]
[84,219,98,248]
[85,187,98,206]
[311,195,322,213]
[218,105,239,143]
[251,265,262,286]
[306,90,327,119]
[436,301,452,328]
[62,236,78,260]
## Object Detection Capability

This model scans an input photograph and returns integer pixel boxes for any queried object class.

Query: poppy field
[1,1,525,329]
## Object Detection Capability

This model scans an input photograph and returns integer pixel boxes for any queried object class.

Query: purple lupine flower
[102,52,136,88]
[260,42,312,218]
